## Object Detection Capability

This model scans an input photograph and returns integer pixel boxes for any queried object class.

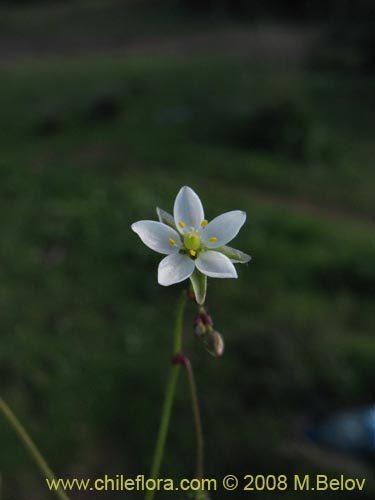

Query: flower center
[184,232,201,251]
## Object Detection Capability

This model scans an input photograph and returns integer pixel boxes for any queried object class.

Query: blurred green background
[0,0,374,498]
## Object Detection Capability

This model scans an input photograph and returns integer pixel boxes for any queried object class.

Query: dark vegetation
[0,1,374,499]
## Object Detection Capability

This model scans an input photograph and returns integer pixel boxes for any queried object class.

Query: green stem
[145,292,187,500]
[184,359,204,480]
[0,397,71,500]
[172,292,187,354]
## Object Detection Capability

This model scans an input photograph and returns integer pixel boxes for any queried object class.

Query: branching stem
[146,292,187,500]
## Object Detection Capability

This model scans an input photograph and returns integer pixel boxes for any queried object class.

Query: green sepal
[216,245,251,263]
[189,268,207,305]
[156,207,177,230]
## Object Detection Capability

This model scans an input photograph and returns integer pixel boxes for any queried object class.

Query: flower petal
[131,221,180,254]
[158,253,195,286]
[202,210,246,248]
[173,186,205,233]
[196,251,238,278]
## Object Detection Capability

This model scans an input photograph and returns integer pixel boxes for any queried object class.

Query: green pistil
[184,232,201,251]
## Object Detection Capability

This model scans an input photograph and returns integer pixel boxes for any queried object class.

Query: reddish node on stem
[171,352,188,367]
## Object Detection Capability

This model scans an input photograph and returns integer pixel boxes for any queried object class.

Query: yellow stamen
[178,221,185,229]
[201,219,208,227]
[209,237,217,243]
[189,249,197,257]
[169,238,176,246]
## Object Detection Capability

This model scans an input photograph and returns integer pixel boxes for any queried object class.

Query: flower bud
[194,316,206,338]
[204,330,224,358]
[195,308,213,327]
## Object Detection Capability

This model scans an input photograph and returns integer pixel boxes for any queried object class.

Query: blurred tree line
[1,0,374,71]
[183,0,374,21]
[181,0,375,72]
[0,0,373,21]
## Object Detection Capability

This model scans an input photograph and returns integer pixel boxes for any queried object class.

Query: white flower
[131,186,251,304]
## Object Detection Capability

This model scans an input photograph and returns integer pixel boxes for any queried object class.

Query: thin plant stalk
[184,359,204,481]
[146,291,187,500]
[0,397,70,500]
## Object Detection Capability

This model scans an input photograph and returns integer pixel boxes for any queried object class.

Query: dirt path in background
[246,189,375,228]
[208,181,374,228]
[0,25,319,61]
[124,25,319,60]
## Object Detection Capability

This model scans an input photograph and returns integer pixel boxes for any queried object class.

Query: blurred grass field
[0,2,375,499]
